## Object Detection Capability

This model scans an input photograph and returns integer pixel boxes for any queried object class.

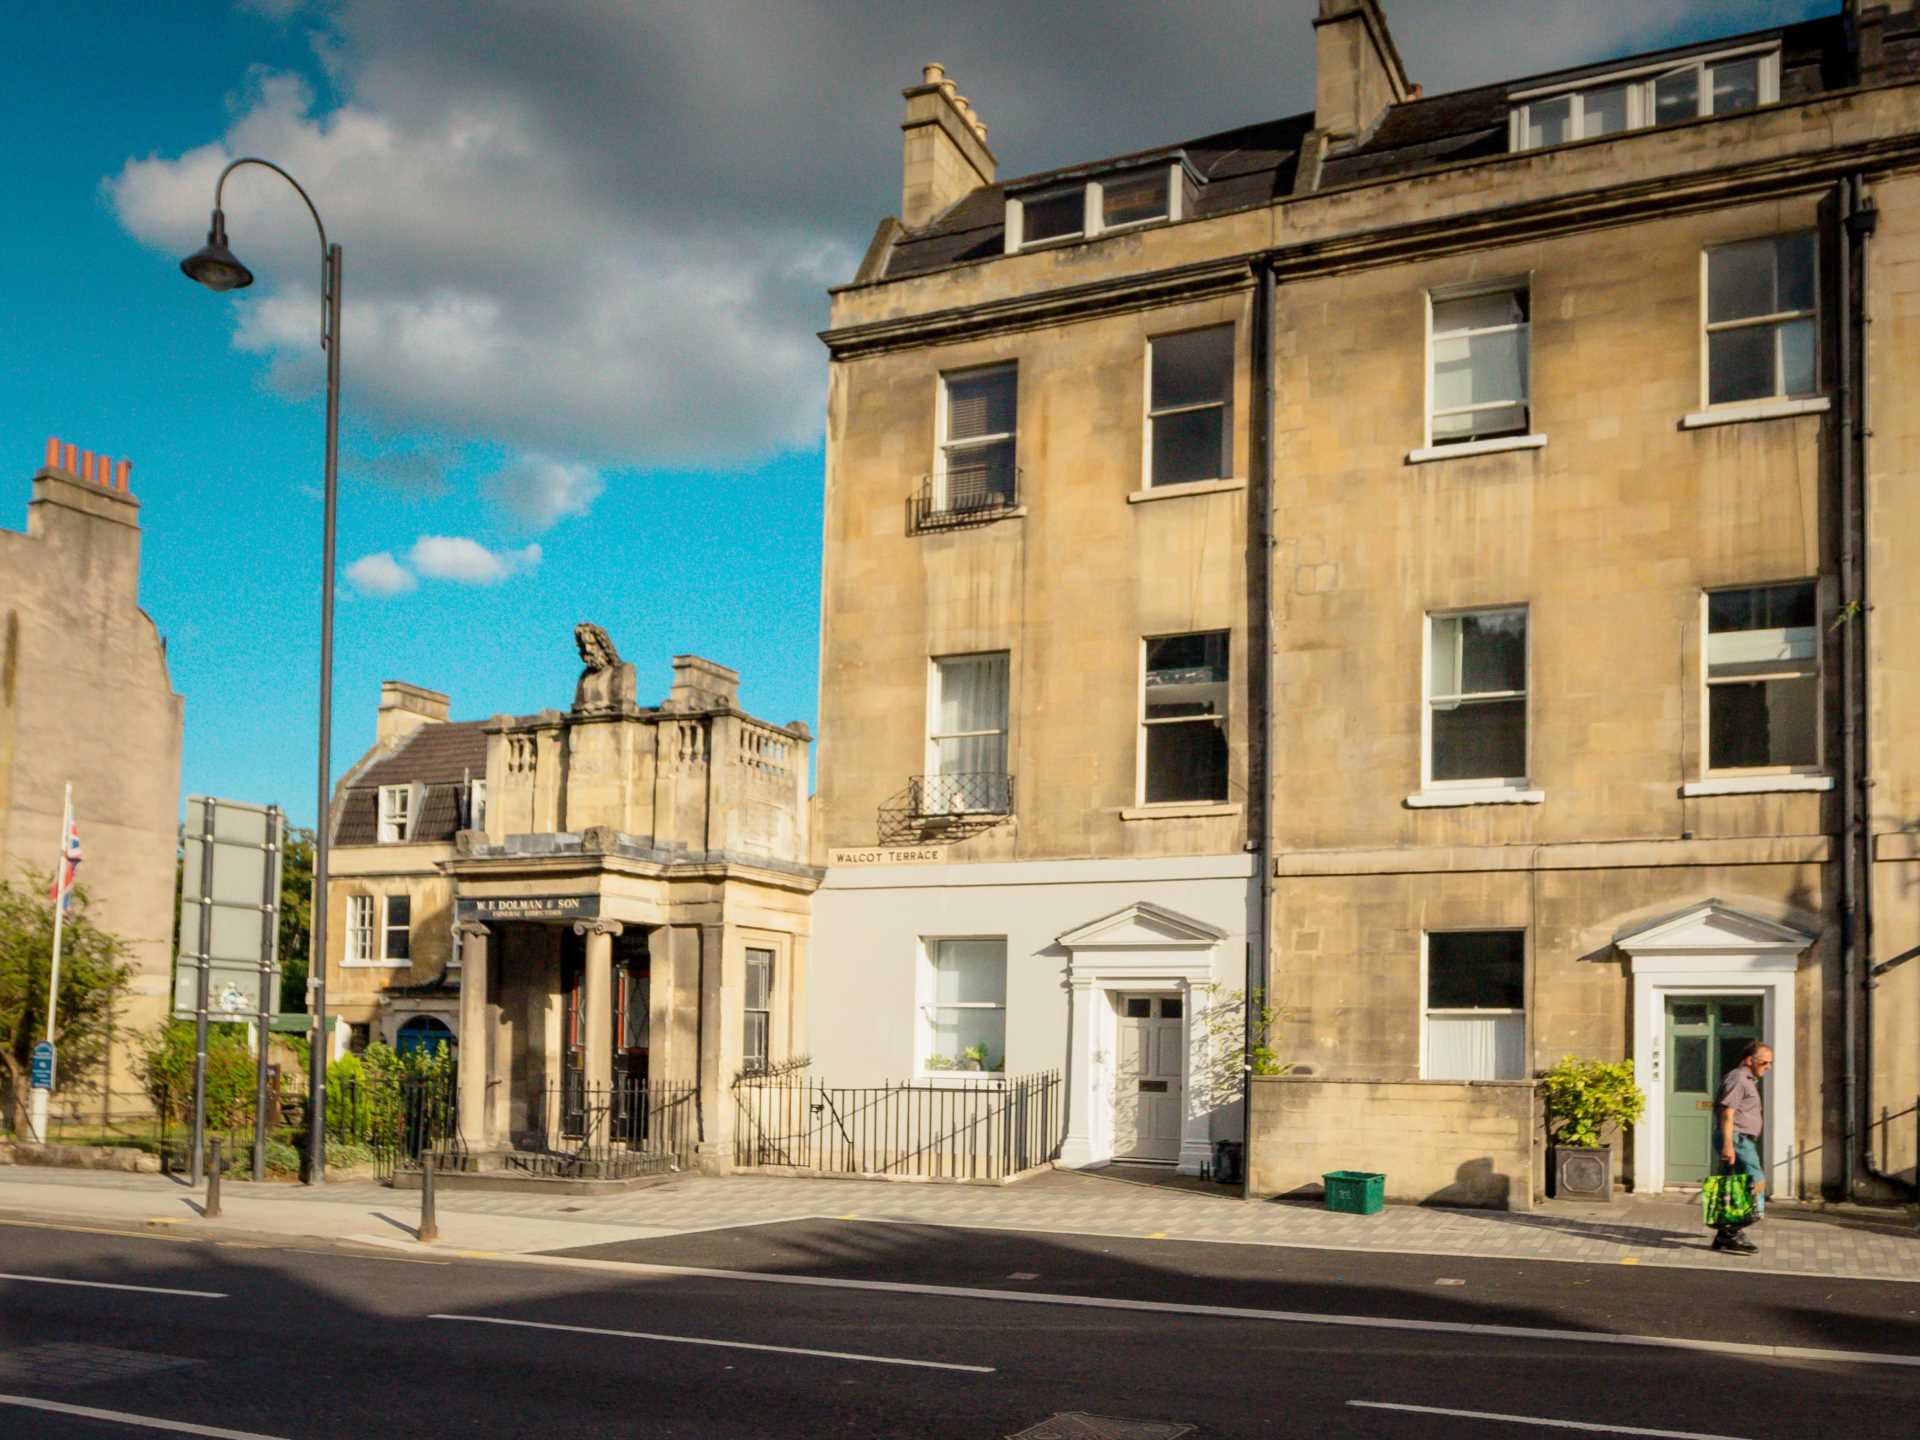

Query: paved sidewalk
[0,1163,1914,1283]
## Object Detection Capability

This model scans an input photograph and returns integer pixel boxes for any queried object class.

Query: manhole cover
[1007,1415,1196,1440]
[0,1344,202,1389]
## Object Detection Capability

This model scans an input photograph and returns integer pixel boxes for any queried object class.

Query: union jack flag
[48,804,82,913]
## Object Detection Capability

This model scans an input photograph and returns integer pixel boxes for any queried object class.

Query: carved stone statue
[572,622,638,715]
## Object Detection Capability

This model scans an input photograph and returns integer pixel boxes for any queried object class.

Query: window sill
[1405,786,1545,809]
[341,960,412,970]
[1681,396,1829,429]
[914,1072,1009,1087]
[1406,434,1547,465]
[1681,774,1834,797]
[1127,477,1247,505]
[1119,802,1242,821]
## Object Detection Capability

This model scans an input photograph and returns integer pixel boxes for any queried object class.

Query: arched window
[394,1015,456,1059]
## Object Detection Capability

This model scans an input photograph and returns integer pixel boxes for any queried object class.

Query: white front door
[1113,993,1183,1162]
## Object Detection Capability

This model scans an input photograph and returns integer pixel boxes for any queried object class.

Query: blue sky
[0,1,1834,828]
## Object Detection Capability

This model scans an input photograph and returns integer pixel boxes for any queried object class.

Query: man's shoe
[1713,1230,1759,1255]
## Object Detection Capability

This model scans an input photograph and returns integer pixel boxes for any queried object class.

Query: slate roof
[333,721,490,847]
[879,16,1851,283]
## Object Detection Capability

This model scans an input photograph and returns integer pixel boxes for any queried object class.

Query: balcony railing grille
[909,465,1020,531]
[911,771,1013,817]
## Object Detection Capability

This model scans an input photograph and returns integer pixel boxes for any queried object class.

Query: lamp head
[180,208,254,292]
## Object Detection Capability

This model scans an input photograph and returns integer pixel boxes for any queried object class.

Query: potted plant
[958,1043,989,1072]
[1540,1055,1645,1201]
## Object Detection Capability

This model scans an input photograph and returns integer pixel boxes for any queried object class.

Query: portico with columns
[423,628,817,1174]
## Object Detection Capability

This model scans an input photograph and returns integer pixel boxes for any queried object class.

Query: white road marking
[1348,1400,1751,1438]
[0,1272,224,1298]
[494,1252,1920,1370]
[430,1312,995,1373]
[0,1394,288,1438]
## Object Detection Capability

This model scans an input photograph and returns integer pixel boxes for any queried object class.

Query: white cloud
[408,535,541,585]
[479,455,605,532]
[109,0,1825,491]
[345,550,416,596]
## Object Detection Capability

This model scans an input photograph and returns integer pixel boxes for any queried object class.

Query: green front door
[1664,996,1764,1186]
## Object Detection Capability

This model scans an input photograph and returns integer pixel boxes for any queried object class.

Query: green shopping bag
[1702,1172,1756,1228]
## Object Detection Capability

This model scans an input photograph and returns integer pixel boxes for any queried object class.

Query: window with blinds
[940,365,1017,511]
[1424,930,1526,1081]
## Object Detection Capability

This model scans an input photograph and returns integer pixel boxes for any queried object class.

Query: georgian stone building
[811,1,1920,1204]
[324,631,816,1169]
[1,438,183,1119]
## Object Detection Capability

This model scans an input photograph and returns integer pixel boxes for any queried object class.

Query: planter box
[1551,1144,1613,1201]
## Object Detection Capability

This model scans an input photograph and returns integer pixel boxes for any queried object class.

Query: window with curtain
[921,938,1006,1073]
[1424,931,1526,1081]
[940,365,1018,511]
[1429,288,1530,444]
[1427,609,1528,784]
[1706,582,1818,770]
[929,652,1011,812]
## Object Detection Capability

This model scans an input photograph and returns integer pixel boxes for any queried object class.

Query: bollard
[418,1153,439,1243]
[205,1137,223,1219]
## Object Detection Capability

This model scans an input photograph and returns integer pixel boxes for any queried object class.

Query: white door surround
[1057,901,1224,1175]
[1616,900,1815,1199]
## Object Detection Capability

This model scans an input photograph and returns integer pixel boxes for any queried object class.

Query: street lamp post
[181,159,341,1183]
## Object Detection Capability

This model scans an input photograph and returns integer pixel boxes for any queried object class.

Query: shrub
[1541,1055,1646,1149]
[326,1139,375,1170]
[135,1022,259,1129]
[262,1138,301,1174]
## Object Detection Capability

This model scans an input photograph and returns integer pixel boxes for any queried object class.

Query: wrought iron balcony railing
[910,771,1014,818]
[909,464,1020,532]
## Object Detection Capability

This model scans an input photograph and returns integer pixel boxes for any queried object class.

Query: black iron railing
[518,1079,700,1179]
[911,771,1014,817]
[909,466,1020,532]
[372,1070,465,1180]
[732,1069,1062,1180]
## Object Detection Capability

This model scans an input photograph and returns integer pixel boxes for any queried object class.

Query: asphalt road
[2,1214,1917,1440]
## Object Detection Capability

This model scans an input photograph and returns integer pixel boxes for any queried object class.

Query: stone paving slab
[1,1163,1914,1284]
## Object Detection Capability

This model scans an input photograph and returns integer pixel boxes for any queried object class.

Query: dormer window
[1020,188,1084,245]
[1102,169,1169,229]
[377,784,414,843]
[1005,160,1189,254]
[1510,45,1778,152]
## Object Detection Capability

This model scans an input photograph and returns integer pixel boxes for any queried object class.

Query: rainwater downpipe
[1835,174,1896,1198]
[1837,174,1860,1201]
[1242,258,1277,1202]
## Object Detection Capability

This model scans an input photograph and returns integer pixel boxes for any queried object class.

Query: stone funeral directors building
[324,628,815,1170]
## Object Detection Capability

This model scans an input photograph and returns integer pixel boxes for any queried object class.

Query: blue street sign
[30,1040,55,1091]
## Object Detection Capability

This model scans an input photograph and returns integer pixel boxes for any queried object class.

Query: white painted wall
[809,853,1254,1165]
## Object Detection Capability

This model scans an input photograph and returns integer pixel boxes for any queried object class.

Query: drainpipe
[1839,172,1897,1197]
[1242,259,1277,1200]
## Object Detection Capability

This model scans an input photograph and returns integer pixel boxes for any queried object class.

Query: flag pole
[28,782,72,1143]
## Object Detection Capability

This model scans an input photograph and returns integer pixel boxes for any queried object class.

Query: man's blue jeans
[1718,1133,1766,1218]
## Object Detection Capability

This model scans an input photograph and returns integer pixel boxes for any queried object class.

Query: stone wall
[1248,1074,1538,1210]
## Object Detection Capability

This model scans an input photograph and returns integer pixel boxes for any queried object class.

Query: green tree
[133,1020,256,1130]
[0,873,135,1123]
[277,827,314,1014]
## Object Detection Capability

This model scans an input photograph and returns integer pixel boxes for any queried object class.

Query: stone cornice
[821,256,1254,359]
[822,118,1920,359]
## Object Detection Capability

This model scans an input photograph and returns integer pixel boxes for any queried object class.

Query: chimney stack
[42,435,133,493]
[377,680,451,744]
[1312,0,1411,146]
[899,62,997,228]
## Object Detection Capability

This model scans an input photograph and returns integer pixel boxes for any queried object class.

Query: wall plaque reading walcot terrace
[456,895,601,922]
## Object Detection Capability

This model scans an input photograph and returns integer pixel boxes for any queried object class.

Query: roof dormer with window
[1509,42,1781,152]
[1003,154,1201,254]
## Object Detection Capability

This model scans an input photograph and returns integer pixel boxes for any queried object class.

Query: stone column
[456,923,491,1151]
[574,920,623,1114]
[696,921,736,1174]
[1059,974,1100,1169]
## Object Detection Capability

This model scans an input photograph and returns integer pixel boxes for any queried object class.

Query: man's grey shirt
[1717,1063,1764,1137]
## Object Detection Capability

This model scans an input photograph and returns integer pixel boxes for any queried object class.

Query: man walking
[1711,1039,1771,1255]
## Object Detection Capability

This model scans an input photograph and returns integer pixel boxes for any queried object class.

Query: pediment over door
[1615,899,1816,968]
[1057,901,1226,951]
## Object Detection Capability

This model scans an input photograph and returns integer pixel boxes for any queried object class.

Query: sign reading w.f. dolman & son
[456,895,601,922]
